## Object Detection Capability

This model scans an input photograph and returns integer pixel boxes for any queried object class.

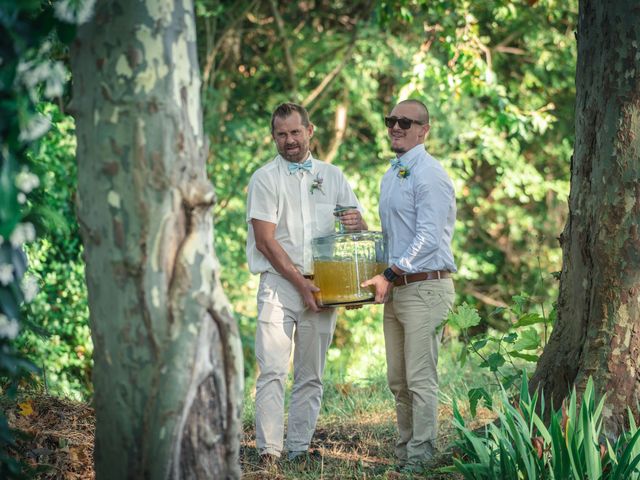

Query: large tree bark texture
[530,0,640,437]
[70,1,242,478]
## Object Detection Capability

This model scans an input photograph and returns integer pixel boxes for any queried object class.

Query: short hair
[271,102,311,133]
[397,99,430,125]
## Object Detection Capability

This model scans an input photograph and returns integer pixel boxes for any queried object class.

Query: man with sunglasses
[363,99,456,473]
[246,102,367,468]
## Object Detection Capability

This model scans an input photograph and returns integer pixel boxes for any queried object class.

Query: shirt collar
[391,144,425,172]
[277,152,317,175]
[396,143,424,161]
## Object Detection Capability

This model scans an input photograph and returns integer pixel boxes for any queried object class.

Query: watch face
[383,267,397,282]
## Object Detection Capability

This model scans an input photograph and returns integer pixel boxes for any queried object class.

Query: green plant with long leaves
[446,375,640,479]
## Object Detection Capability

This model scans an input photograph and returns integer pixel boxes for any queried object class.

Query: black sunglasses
[384,116,426,129]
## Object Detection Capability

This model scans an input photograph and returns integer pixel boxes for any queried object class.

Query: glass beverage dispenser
[311,230,387,307]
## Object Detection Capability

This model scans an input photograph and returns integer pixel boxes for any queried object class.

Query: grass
[240,385,464,479]
[240,340,499,479]
[3,335,501,479]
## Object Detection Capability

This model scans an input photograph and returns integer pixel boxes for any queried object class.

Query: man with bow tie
[246,102,366,466]
[362,99,457,474]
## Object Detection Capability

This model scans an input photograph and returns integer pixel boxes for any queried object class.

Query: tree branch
[463,286,509,308]
[202,0,259,86]
[269,0,298,97]
[302,37,357,108]
[302,0,375,108]
[322,101,349,164]
[494,45,527,55]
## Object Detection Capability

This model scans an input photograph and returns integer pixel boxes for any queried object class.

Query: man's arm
[395,176,452,272]
[360,264,403,304]
[252,218,322,312]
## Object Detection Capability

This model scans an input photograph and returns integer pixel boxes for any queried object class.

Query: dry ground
[5,395,495,479]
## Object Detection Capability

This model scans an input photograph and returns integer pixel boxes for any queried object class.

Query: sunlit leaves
[17,401,33,417]
[447,302,483,330]
[448,296,546,393]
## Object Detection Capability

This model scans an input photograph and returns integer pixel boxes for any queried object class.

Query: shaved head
[397,99,429,125]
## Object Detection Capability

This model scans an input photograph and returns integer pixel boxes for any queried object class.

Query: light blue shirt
[379,144,457,274]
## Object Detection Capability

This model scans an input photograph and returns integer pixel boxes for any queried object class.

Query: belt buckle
[436,271,441,280]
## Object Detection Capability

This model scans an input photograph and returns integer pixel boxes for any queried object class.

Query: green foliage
[446,302,482,330]
[20,239,91,399]
[447,376,640,480]
[0,1,82,476]
[467,387,493,418]
[193,1,577,400]
[15,103,92,399]
[446,294,552,395]
[14,0,578,411]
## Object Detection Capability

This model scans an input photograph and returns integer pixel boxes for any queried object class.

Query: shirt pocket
[314,202,336,237]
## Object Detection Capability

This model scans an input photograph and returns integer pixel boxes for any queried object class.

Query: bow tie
[390,158,403,170]
[288,158,313,174]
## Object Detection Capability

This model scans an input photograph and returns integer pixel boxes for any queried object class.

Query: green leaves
[451,376,640,480]
[468,387,493,418]
[479,353,506,372]
[0,155,20,238]
[510,328,540,352]
[0,3,82,475]
[513,312,546,328]
[447,302,482,330]
[449,297,545,395]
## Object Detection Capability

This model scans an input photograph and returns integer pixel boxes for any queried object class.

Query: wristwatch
[383,267,399,283]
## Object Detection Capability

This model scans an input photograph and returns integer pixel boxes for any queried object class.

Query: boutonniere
[397,166,411,179]
[310,174,325,195]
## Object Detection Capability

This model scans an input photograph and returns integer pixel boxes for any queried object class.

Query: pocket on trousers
[258,274,283,308]
[416,282,446,309]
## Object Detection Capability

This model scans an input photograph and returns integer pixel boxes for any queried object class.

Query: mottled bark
[530,0,640,437]
[70,1,243,478]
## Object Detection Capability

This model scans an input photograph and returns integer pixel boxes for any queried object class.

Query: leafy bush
[448,376,640,479]
[446,295,553,413]
[1,0,74,475]
[15,102,93,400]
[19,239,92,399]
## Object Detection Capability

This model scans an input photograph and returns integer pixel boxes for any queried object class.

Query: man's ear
[307,123,315,138]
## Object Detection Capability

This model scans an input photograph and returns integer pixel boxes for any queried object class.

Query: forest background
[3,0,577,473]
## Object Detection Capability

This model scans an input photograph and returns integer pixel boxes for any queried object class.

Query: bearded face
[272,112,314,163]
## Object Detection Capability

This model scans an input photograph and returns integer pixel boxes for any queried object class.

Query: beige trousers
[384,277,455,465]
[254,272,337,456]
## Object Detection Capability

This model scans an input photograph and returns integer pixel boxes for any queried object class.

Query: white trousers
[254,272,337,456]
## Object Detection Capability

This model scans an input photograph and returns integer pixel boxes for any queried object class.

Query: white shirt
[379,144,457,273]
[246,154,362,275]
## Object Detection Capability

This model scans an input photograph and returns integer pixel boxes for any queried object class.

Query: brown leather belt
[303,274,314,280]
[393,270,450,286]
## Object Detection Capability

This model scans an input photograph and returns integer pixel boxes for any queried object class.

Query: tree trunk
[70,1,243,478]
[530,0,640,437]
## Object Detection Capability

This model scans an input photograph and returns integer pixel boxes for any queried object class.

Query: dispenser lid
[312,230,384,246]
